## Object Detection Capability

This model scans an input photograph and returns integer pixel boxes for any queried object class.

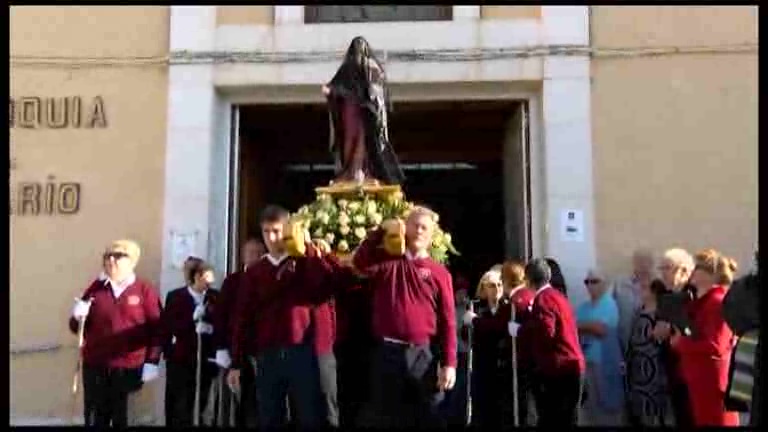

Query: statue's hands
[284,219,307,257]
[381,219,405,256]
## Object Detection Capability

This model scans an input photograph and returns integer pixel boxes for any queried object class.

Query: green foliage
[292,190,459,264]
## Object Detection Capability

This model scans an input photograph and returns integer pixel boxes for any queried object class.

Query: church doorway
[232,100,531,288]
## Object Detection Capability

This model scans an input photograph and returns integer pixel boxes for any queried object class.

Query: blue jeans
[254,343,324,427]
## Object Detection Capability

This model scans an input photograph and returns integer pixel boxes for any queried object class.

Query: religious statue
[322,36,405,186]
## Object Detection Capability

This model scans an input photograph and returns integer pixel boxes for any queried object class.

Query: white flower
[338,212,350,226]
[353,214,366,225]
[348,201,361,211]
[319,213,330,225]
[315,210,327,221]
[444,233,452,243]
[366,201,377,214]
[370,213,383,225]
[354,227,367,239]
[298,206,310,215]
[325,232,335,243]
[337,240,349,252]
[339,225,350,235]
[337,199,348,209]
[314,227,324,238]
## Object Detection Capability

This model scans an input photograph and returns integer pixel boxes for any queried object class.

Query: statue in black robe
[322,37,405,185]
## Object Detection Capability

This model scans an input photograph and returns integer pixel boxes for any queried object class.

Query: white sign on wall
[560,209,584,242]
[170,231,199,269]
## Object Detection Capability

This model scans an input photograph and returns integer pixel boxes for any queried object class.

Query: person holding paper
[68,239,163,427]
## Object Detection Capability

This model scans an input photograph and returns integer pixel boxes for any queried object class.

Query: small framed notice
[170,231,198,269]
[560,209,584,242]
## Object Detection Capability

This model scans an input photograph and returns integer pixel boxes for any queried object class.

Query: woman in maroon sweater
[69,240,162,427]
[160,258,219,427]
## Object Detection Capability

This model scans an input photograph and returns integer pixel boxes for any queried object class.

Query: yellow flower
[325,232,335,243]
[338,240,349,252]
[370,213,383,225]
[337,199,348,209]
[339,225,350,235]
[444,233,452,243]
[319,213,330,225]
[366,201,377,214]
[348,201,361,211]
[298,206,310,215]
[353,214,366,225]
[354,227,367,239]
[338,212,350,226]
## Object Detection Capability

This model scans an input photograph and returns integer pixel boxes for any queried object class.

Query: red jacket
[69,278,163,369]
[213,271,242,352]
[159,287,218,366]
[527,286,585,377]
[673,285,739,426]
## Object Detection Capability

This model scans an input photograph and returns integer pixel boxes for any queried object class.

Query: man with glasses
[69,239,163,427]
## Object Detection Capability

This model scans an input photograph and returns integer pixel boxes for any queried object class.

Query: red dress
[673,285,740,426]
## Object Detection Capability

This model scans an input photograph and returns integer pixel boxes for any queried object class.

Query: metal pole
[193,302,206,427]
[71,298,92,425]
[510,303,520,427]
[466,301,476,426]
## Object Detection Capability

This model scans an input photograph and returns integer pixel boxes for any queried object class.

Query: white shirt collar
[405,250,429,260]
[187,286,207,305]
[265,253,288,267]
[105,273,136,299]
[533,284,552,299]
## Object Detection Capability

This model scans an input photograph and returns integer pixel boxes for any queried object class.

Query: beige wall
[10,6,170,422]
[481,6,540,20]
[217,6,274,26]
[591,6,758,278]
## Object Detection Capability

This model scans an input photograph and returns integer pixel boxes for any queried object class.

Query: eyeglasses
[584,278,601,285]
[103,252,129,261]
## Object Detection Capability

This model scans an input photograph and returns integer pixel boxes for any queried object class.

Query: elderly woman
[575,269,625,426]
[652,247,695,427]
[625,274,672,426]
[670,249,740,426]
[69,240,163,427]
[462,266,510,429]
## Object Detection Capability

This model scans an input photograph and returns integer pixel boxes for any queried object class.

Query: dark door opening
[234,100,528,288]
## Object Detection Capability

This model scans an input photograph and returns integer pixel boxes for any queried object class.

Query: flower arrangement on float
[292,190,459,264]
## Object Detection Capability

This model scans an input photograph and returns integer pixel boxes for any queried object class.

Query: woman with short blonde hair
[671,249,740,426]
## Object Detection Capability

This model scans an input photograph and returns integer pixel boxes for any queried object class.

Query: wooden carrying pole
[465,301,476,426]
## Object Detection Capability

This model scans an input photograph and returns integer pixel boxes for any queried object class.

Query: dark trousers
[336,341,372,427]
[669,378,693,427]
[82,365,142,427]
[237,359,259,426]
[438,351,468,427]
[359,341,445,429]
[254,343,325,428]
[165,361,217,427]
[532,370,583,427]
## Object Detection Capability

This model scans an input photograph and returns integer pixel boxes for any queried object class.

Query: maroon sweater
[159,287,218,365]
[527,286,585,377]
[68,278,163,369]
[353,230,458,368]
[213,271,242,352]
[230,255,334,369]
